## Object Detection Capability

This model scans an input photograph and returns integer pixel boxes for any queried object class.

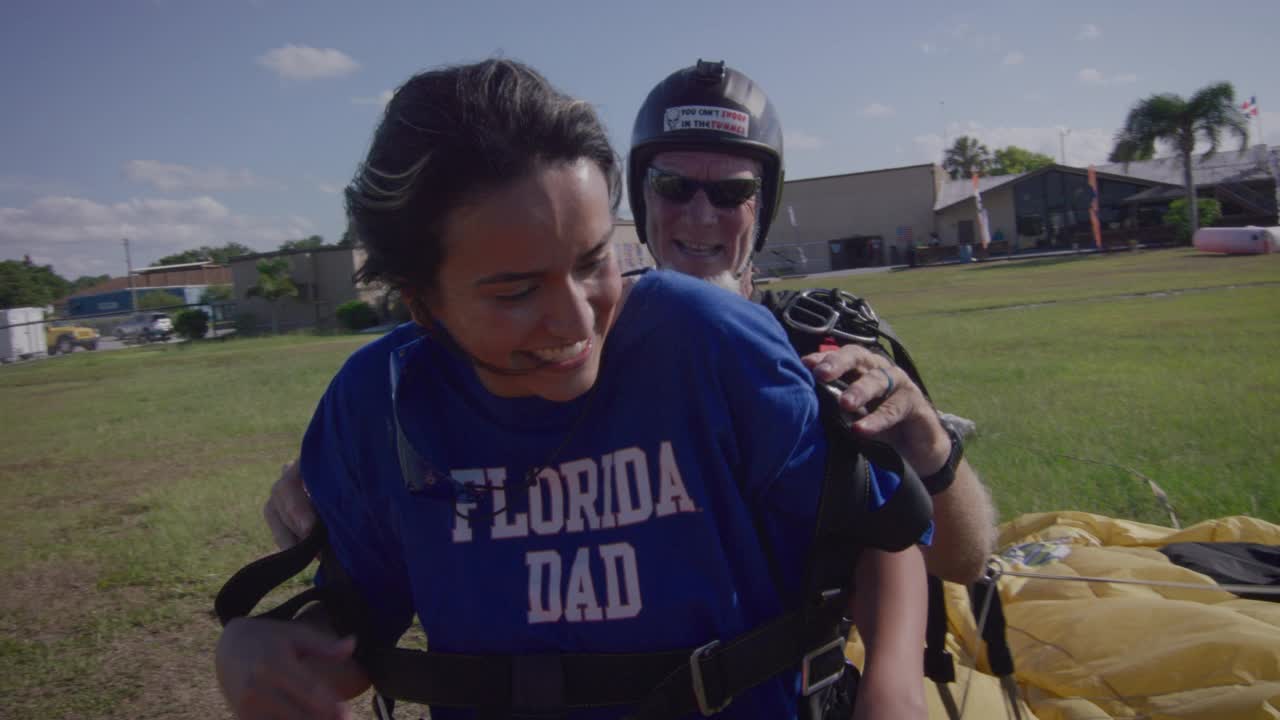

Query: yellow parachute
[848,512,1280,720]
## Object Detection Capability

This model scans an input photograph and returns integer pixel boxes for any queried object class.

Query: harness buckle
[690,639,733,716]
[780,289,880,345]
[799,637,847,697]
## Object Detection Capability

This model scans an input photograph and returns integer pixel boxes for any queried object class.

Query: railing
[1215,183,1277,216]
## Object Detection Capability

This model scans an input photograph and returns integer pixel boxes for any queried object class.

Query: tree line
[942,81,1251,236]
[151,229,354,267]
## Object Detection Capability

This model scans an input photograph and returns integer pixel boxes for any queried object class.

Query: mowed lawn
[2,247,1278,718]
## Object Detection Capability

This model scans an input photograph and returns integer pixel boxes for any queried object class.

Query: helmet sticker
[662,105,750,137]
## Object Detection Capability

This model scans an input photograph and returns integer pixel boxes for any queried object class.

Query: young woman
[216,59,927,720]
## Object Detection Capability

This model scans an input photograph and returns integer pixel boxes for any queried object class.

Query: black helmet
[629,60,784,253]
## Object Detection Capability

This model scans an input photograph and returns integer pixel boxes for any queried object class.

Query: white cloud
[784,131,825,150]
[0,194,314,275]
[949,23,971,39]
[352,89,395,106]
[1078,68,1137,86]
[257,44,359,80]
[920,42,937,55]
[124,160,282,192]
[913,122,1116,167]
[1002,51,1025,66]
[861,103,896,119]
[1078,24,1102,40]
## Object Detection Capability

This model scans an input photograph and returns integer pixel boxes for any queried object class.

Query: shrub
[1163,198,1222,243]
[174,309,209,340]
[336,300,379,331]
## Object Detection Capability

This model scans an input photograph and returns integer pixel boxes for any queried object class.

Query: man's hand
[804,344,997,583]
[264,459,317,551]
[216,617,358,720]
[802,344,949,475]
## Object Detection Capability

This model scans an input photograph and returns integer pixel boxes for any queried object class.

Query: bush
[137,290,184,311]
[174,309,209,340]
[1163,198,1222,242]
[336,300,379,331]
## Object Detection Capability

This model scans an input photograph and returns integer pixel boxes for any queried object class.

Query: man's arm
[264,459,316,551]
[920,460,996,582]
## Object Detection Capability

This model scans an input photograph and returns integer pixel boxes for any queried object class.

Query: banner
[1088,165,1102,250]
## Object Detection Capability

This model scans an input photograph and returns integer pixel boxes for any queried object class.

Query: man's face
[643,150,761,294]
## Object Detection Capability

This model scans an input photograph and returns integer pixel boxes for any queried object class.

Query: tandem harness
[215,289,934,719]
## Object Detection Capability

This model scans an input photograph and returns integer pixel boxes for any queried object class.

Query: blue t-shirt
[301,270,910,719]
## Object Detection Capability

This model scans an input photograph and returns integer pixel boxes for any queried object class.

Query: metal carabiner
[781,289,880,345]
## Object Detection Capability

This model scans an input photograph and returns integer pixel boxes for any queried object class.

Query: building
[229,246,379,333]
[62,261,232,316]
[758,163,943,276]
[612,220,653,273]
[932,164,1168,254]
[758,145,1279,273]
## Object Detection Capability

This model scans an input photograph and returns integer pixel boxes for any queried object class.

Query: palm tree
[246,258,299,334]
[943,136,992,179]
[1110,82,1250,237]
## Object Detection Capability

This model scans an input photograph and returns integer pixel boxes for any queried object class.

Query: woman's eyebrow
[475,233,614,286]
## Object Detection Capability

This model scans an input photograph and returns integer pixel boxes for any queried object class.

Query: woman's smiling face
[421,158,622,402]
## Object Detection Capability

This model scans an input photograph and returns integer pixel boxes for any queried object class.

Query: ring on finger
[876,367,894,398]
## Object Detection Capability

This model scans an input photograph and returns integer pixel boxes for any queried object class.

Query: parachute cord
[995,565,1280,596]
[985,438,1180,529]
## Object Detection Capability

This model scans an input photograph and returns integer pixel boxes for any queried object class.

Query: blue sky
[2,0,1277,278]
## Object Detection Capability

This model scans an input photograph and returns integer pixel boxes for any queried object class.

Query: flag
[1088,164,1102,250]
[972,173,992,249]
[1242,96,1260,117]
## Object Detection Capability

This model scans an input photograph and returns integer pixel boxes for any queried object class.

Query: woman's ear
[401,288,434,328]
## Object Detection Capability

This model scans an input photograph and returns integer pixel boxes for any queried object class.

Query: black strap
[215,524,328,626]
[625,601,846,719]
[970,575,1015,677]
[923,575,955,683]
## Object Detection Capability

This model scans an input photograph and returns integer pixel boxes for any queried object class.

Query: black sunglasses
[646,167,762,209]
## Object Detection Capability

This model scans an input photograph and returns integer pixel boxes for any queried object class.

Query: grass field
[2,247,1278,718]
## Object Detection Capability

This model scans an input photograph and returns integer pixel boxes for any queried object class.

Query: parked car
[114,313,174,342]
[45,321,100,355]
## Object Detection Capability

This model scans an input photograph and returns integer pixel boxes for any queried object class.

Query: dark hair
[348,59,622,293]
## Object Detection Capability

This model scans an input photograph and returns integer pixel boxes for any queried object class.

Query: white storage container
[0,307,48,362]
[1193,226,1278,255]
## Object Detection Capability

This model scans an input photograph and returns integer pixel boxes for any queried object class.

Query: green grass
[772,248,1280,524]
[1,247,1278,718]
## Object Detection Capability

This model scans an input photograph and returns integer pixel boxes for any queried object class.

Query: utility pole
[940,100,948,162]
[1059,128,1071,165]
[123,238,138,311]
